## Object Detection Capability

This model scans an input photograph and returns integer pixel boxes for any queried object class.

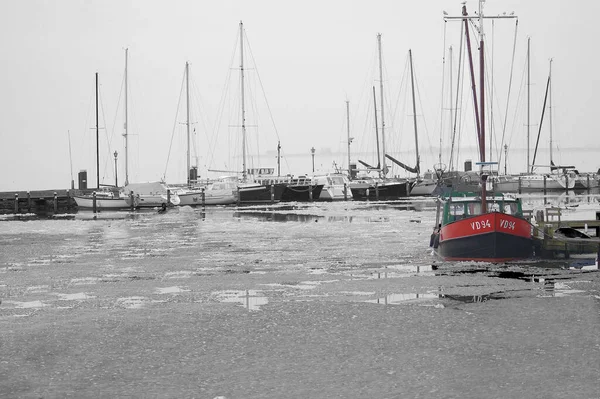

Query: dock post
[14,193,18,214]
[92,192,97,213]
[201,187,206,210]
[270,184,274,204]
[27,191,31,212]
[518,177,522,194]
[343,183,348,201]
[53,192,58,213]
[129,192,134,211]
[587,175,591,192]
[309,184,313,202]
[375,183,379,201]
[237,187,240,206]
[543,176,547,195]
[565,174,569,191]
[167,189,171,206]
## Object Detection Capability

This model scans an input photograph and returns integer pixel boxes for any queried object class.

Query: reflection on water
[370,265,436,279]
[366,292,438,304]
[213,290,269,311]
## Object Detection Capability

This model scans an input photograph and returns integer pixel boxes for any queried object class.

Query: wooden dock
[0,189,77,215]
[530,207,600,259]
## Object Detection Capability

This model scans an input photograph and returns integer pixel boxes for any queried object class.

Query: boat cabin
[440,193,523,225]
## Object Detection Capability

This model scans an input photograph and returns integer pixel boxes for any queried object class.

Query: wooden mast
[409,49,420,179]
[185,61,191,186]
[124,48,129,186]
[346,100,352,179]
[377,33,387,177]
[240,21,247,182]
[95,72,100,190]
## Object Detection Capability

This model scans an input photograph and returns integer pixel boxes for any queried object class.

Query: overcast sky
[1,0,598,191]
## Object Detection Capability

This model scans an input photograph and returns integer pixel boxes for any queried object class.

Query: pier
[0,190,77,215]
[531,208,600,259]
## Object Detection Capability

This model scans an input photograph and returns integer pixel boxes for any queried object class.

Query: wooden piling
[53,192,58,213]
[92,192,97,213]
[201,187,206,209]
[270,184,274,204]
[343,183,348,201]
[167,189,171,206]
[14,193,18,213]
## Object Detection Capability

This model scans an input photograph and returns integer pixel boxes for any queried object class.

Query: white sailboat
[520,57,575,190]
[73,72,129,210]
[171,62,237,206]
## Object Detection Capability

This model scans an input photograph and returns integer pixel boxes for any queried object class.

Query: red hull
[437,212,533,262]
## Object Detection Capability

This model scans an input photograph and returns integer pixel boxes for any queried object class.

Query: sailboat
[170,62,238,206]
[520,57,576,191]
[349,33,411,201]
[230,21,286,205]
[73,72,130,210]
[388,49,439,196]
[430,2,533,262]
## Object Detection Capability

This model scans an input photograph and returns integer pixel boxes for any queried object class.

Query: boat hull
[350,181,410,200]
[73,196,129,210]
[281,184,324,202]
[177,190,237,206]
[238,184,286,204]
[434,212,533,262]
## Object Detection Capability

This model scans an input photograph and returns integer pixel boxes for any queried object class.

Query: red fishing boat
[429,2,533,262]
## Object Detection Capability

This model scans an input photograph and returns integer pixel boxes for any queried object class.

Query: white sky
[1,0,598,191]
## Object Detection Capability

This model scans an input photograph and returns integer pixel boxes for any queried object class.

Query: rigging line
[497,20,519,169]
[451,23,465,171]
[414,63,436,165]
[390,54,410,155]
[455,30,468,171]
[506,57,528,171]
[207,30,239,171]
[162,65,186,180]
[244,32,281,143]
[98,85,112,183]
[438,19,448,166]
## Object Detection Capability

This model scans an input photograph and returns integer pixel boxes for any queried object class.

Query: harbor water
[1,198,599,398]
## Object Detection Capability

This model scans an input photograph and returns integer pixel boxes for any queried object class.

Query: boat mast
[548,58,553,166]
[409,49,420,179]
[124,48,129,186]
[277,141,281,177]
[527,38,530,173]
[96,72,100,190]
[240,21,247,182]
[346,100,351,178]
[185,61,191,186]
[478,0,487,212]
[372,86,381,170]
[377,33,387,177]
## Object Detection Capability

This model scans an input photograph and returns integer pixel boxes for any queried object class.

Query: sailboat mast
[448,45,453,169]
[548,58,553,165]
[124,48,129,186]
[240,21,247,182]
[185,61,191,186]
[478,0,487,212]
[527,38,530,173]
[372,86,381,170]
[409,49,420,179]
[346,100,351,178]
[95,72,100,190]
[377,33,387,177]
